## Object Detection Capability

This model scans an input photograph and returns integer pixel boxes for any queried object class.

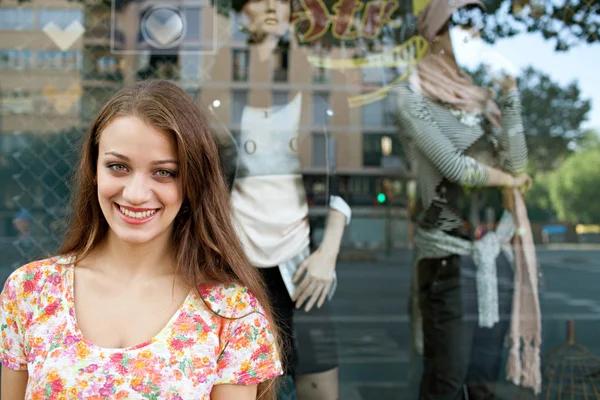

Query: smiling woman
[96,117,183,245]
[0,80,283,400]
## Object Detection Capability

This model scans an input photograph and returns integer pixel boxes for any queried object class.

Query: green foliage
[480,0,599,51]
[470,65,592,222]
[524,173,555,222]
[471,65,591,173]
[547,146,600,224]
[576,129,600,151]
[518,67,592,172]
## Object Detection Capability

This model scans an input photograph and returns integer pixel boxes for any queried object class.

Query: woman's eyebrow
[104,151,178,165]
[152,159,179,166]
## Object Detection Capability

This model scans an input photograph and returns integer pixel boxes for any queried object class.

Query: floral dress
[0,256,282,399]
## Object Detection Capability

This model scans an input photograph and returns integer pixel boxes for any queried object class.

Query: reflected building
[0,0,84,242]
[0,0,416,250]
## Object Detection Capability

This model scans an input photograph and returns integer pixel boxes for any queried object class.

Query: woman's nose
[122,174,152,205]
[266,0,276,12]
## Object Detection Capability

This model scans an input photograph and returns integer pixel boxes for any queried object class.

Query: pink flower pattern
[0,256,282,399]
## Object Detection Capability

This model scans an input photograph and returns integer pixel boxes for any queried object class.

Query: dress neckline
[59,255,192,353]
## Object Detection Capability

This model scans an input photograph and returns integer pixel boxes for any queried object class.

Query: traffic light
[377,192,387,204]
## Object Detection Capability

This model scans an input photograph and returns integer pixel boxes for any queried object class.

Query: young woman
[392,0,541,398]
[0,80,283,399]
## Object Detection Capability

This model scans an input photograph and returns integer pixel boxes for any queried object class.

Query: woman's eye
[156,170,176,178]
[108,163,127,172]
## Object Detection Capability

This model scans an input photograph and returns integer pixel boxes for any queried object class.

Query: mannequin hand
[292,247,338,312]
[503,174,532,211]
[495,75,518,93]
[513,173,532,191]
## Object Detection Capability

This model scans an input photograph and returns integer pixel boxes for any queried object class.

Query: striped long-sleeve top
[390,81,528,237]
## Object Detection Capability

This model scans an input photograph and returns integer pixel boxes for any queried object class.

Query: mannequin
[207,0,350,398]
[391,0,541,398]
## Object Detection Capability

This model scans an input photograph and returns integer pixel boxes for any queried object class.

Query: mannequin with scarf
[206,0,349,398]
[390,0,542,398]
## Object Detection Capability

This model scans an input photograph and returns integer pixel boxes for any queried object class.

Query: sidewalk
[538,242,600,251]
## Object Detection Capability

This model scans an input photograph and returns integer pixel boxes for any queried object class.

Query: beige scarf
[507,189,542,394]
[413,0,542,393]
[410,54,503,129]
[413,0,503,128]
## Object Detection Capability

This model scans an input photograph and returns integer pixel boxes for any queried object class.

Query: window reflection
[37,9,83,29]
[231,90,248,126]
[2,89,33,114]
[232,48,249,82]
[272,48,288,82]
[0,50,33,70]
[182,7,201,40]
[0,8,34,30]
[0,0,599,398]
[180,53,202,80]
[312,92,330,126]
[272,91,289,107]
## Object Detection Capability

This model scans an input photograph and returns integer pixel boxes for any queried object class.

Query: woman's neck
[429,41,460,74]
[88,230,177,281]
[255,34,280,63]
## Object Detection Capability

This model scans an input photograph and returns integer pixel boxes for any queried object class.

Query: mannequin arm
[318,208,347,257]
[497,88,528,175]
[292,208,347,312]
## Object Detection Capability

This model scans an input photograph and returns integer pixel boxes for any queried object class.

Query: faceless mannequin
[208,1,349,399]
[398,1,537,398]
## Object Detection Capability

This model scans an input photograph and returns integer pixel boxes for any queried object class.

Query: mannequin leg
[418,255,475,400]
[295,368,339,400]
[465,254,514,400]
[258,267,299,399]
[293,297,339,400]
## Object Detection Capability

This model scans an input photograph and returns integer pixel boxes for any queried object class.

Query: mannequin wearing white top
[208,0,351,398]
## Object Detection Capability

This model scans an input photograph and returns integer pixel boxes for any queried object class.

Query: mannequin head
[418,0,486,68]
[233,0,291,43]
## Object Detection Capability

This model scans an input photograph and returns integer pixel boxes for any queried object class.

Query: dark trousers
[258,266,338,377]
[417,253,513,400]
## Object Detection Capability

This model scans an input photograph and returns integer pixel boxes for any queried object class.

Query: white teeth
[119,206,157,219]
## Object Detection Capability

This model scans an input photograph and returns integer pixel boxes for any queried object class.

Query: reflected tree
[481,0,599,51]
[471,65,592,173]
[548,142,600,224]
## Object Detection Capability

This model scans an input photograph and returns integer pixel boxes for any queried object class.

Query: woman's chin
[108,227,159,247]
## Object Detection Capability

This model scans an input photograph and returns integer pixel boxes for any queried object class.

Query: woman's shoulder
[5,255,68,284]
[389,80,432,115]
[2,255,70,303]
[198,282,264,320]
[389,80,422,100]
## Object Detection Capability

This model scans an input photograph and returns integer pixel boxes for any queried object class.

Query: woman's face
[96,116,183,246]
[242,0,291,39]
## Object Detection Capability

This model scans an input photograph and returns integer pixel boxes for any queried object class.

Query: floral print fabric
[0,256,282,399]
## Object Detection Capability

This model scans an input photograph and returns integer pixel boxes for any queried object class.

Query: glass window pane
[312,92,329,125]
[272,91,288,107]
[232,49,248,82]
[0,8,34,30]
[183,7,201,40]
[2,2,598,398]
[362,101,384,126]
[231,90,248,125]
[231,11,248,42]
[180,53,202,79]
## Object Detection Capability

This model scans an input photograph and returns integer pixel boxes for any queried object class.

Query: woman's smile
[114,203,161,225]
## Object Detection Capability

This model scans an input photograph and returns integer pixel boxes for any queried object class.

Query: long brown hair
[59,80,281,399]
